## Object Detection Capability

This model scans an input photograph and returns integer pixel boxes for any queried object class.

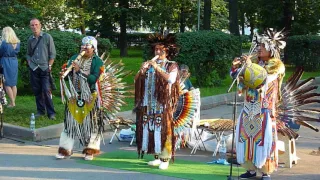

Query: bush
[176,31,240,87]
[13,29,112,94]
[240,35,251,43]
[286,35,320,71]
[143,31,241,87]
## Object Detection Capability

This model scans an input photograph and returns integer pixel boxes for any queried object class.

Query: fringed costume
[235,58,285,174]
[231,29,287,179]
[234,28,320,179]
[58,53,104,158]
[135,34,181,169]
[57,36,130,160]
[135,59,180,159]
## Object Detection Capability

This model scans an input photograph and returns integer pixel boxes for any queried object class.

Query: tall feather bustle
[277,67,319,139]
[97,53,133,118]
[147,33,179,60]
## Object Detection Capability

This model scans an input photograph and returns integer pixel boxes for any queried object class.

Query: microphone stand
[226,62,245,180]
[227,45,256,180]
[227,33,259,179]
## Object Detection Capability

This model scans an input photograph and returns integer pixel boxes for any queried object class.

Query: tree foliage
[210,0,229,30]
[238,0,320,35]
[0,0,37,29]
[16,0,67,29]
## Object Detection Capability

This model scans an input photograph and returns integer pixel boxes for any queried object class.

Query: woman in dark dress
[0,27,20,107]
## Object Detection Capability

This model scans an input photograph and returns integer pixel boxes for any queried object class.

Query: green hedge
[12,29,112,94]
[286,35,320,71]
[144,31,241,87]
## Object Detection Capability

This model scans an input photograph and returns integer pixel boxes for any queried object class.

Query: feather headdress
[147,33,179,60]
[255,28,287,59]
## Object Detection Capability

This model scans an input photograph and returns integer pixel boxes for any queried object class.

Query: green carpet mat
[79,150,244,180]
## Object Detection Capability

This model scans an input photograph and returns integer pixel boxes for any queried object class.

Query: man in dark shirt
[26,18,56,120]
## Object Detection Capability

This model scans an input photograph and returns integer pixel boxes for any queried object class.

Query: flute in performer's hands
[60,51,85,78]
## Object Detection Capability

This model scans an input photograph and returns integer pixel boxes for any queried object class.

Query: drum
[241,63,267,89]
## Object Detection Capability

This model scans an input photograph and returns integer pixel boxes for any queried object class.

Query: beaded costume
[135,34,180,166]
[57,36,129,160]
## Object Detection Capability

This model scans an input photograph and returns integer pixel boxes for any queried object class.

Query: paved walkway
[0,104,319,180]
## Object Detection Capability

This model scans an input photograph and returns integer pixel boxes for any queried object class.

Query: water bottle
[219,137,227,160]
[30,113,35,131]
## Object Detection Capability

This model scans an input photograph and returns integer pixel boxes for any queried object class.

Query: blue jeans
[30,68,55,117]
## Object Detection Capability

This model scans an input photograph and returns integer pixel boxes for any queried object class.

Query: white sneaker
[159,161,169,170]
[84,154,94,161]
[148,159,161,166]
[55,153,69,159]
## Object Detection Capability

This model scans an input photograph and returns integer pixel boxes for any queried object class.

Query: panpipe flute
[61,51,85,78]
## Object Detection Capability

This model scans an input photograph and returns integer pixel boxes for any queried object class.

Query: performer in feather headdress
[231,28,286,180]
[134,34,180,170]
[56,36,129,161]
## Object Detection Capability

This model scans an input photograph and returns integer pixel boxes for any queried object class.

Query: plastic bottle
[219,137,227,160]
[30,113,35,131]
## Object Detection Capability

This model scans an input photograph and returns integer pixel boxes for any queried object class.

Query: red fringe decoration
[58,147,72,156]
[82,148,100,155]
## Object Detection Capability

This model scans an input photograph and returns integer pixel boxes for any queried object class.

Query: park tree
[238,0,259,35]
[16,0,66,29]
[85,0,142,57]
[0,0,37,29]
[119,0,129,57]
[210,0,229,30]
[203,0,212,30]
[229,0,240,35]
[291,0,320,35]
[238,0,320,36]
[179,0,198,32]
[64,0,92,35]
[140,0,181,33]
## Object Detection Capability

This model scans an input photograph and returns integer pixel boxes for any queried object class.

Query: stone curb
[2,77,319,141]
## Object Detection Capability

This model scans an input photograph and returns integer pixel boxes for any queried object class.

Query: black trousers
[30,68,55,116]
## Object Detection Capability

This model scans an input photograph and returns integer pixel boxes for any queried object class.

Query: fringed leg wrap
[58,147,72,156]
[82,148,100,155]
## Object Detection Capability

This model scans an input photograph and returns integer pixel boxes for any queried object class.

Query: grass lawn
[79,150,244,180]
[4,48,320,128]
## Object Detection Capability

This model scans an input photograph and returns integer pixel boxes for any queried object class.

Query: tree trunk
[180,6,185,32]
[119,0,128,57]
[229,0,240,35]
[283,0,294,33]
[249,19,254,36]
[283,0,294,63]
[240,12,245,35]
[79,0,86,35]
[203,0,211,30]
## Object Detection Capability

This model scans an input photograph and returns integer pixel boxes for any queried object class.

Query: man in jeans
[26,18,56,120]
